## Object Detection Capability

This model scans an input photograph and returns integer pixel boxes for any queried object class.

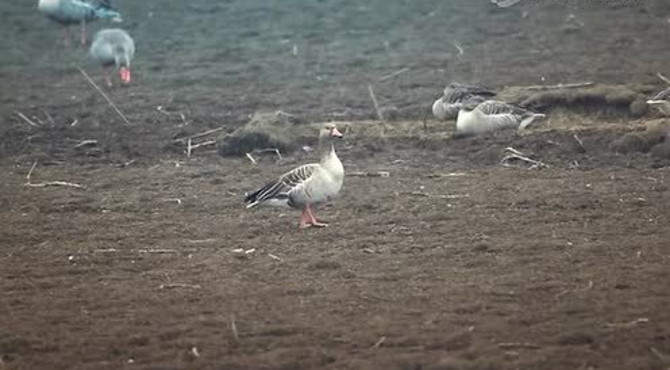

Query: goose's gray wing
[244,164,318,207]
[444,83,496,103]
[476,100,528,116]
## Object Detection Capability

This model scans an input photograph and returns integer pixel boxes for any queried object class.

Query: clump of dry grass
[499,84,649,118]
[217,111,309,157]
[609,119,670,155]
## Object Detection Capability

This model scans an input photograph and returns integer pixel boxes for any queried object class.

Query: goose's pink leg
[63,27,72,47]
[306,205,328,228]
[103,66,113,87]
[299,208,312,229]
[80,21,87,46]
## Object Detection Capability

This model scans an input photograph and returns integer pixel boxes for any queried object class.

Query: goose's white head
[319,124,344,140]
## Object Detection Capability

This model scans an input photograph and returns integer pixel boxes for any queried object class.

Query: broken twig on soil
[74,139,98,148]
[497,342,541,350]
[187,140,216,157]
[525,82,594,91]
[425,172,467,178]
[657,72,670,85]
[349,171,390,177]
[173,127,224,143]
[230,314,239,342]
[501,147,547,169]
[245,148,282,164]
[77,66,132,125]
[572,133,585,150]
[372,336,386,348]
[367,84,385,123]
[453,40,464,56]
[404,191,469,199]
[138,248,177,254]
[650,347,670,364]
[159,283,202,290]
[26,161,38,181]
[24,181,85,189]
[16,112,40,127]
[379,67,410,82]
[605,317,649,329]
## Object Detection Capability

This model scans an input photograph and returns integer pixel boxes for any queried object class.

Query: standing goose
[38,0,122,46]
[432,83,497,120]
[89,28,135,86]
[647,87,670,116]
[244,124,345,229]
[455,100,545,137]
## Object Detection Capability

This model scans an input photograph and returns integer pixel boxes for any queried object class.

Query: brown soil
[1,1,670,369]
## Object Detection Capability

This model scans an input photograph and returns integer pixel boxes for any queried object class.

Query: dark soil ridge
[3,118,669,171]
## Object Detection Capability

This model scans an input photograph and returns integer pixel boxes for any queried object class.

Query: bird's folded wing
[251,164,317,203]
[445,83,496,102]
[477,100,527,116]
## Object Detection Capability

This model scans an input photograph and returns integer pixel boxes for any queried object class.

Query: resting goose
[456,100,545,137]
[89,28,135,86]
[647,87,670,116]
[244,124,344,229]
[432,83,496,120]
[38,0,122,46]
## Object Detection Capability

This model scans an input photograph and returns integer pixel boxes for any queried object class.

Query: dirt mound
[500,84,651,118]
[217,111,310,157]
[609,119,670,157]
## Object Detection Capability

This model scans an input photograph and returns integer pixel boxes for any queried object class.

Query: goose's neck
[319,142,336,164]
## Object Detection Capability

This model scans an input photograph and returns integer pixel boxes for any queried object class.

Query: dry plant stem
[604,317,649,328]
[76,66,132,125]
[501,148,546,169]
[173,127,224,143]
[16,112,40,127]
[657,72,670,85]
[349,171,390,177]
[25,181,85,189]
[501,154,546,169]
[190,140,216,150]
[452,40,464,55]
[245,153,257,164]
[497,342,541,350]
[372,336,386,348]
[525,82,594,91]
[405,191,468,199]
[26,161,38,181]
[138,248,177,254]
[425,172,467,178]
[230,314,239,342]
[246,148,282,162]
[159,283,201,290]
[367,84,385,123]
[650,347,670,363]
[43,110,56,125]
[379,67,410,82]
[74,139,98,148]
[572,133,585,149]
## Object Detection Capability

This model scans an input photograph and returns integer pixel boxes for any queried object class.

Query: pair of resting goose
[432,83,546,136]
[38,0,134,86]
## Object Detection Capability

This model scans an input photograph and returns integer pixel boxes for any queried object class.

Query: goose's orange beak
[331,127,343,138]
[119,67,131,83]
